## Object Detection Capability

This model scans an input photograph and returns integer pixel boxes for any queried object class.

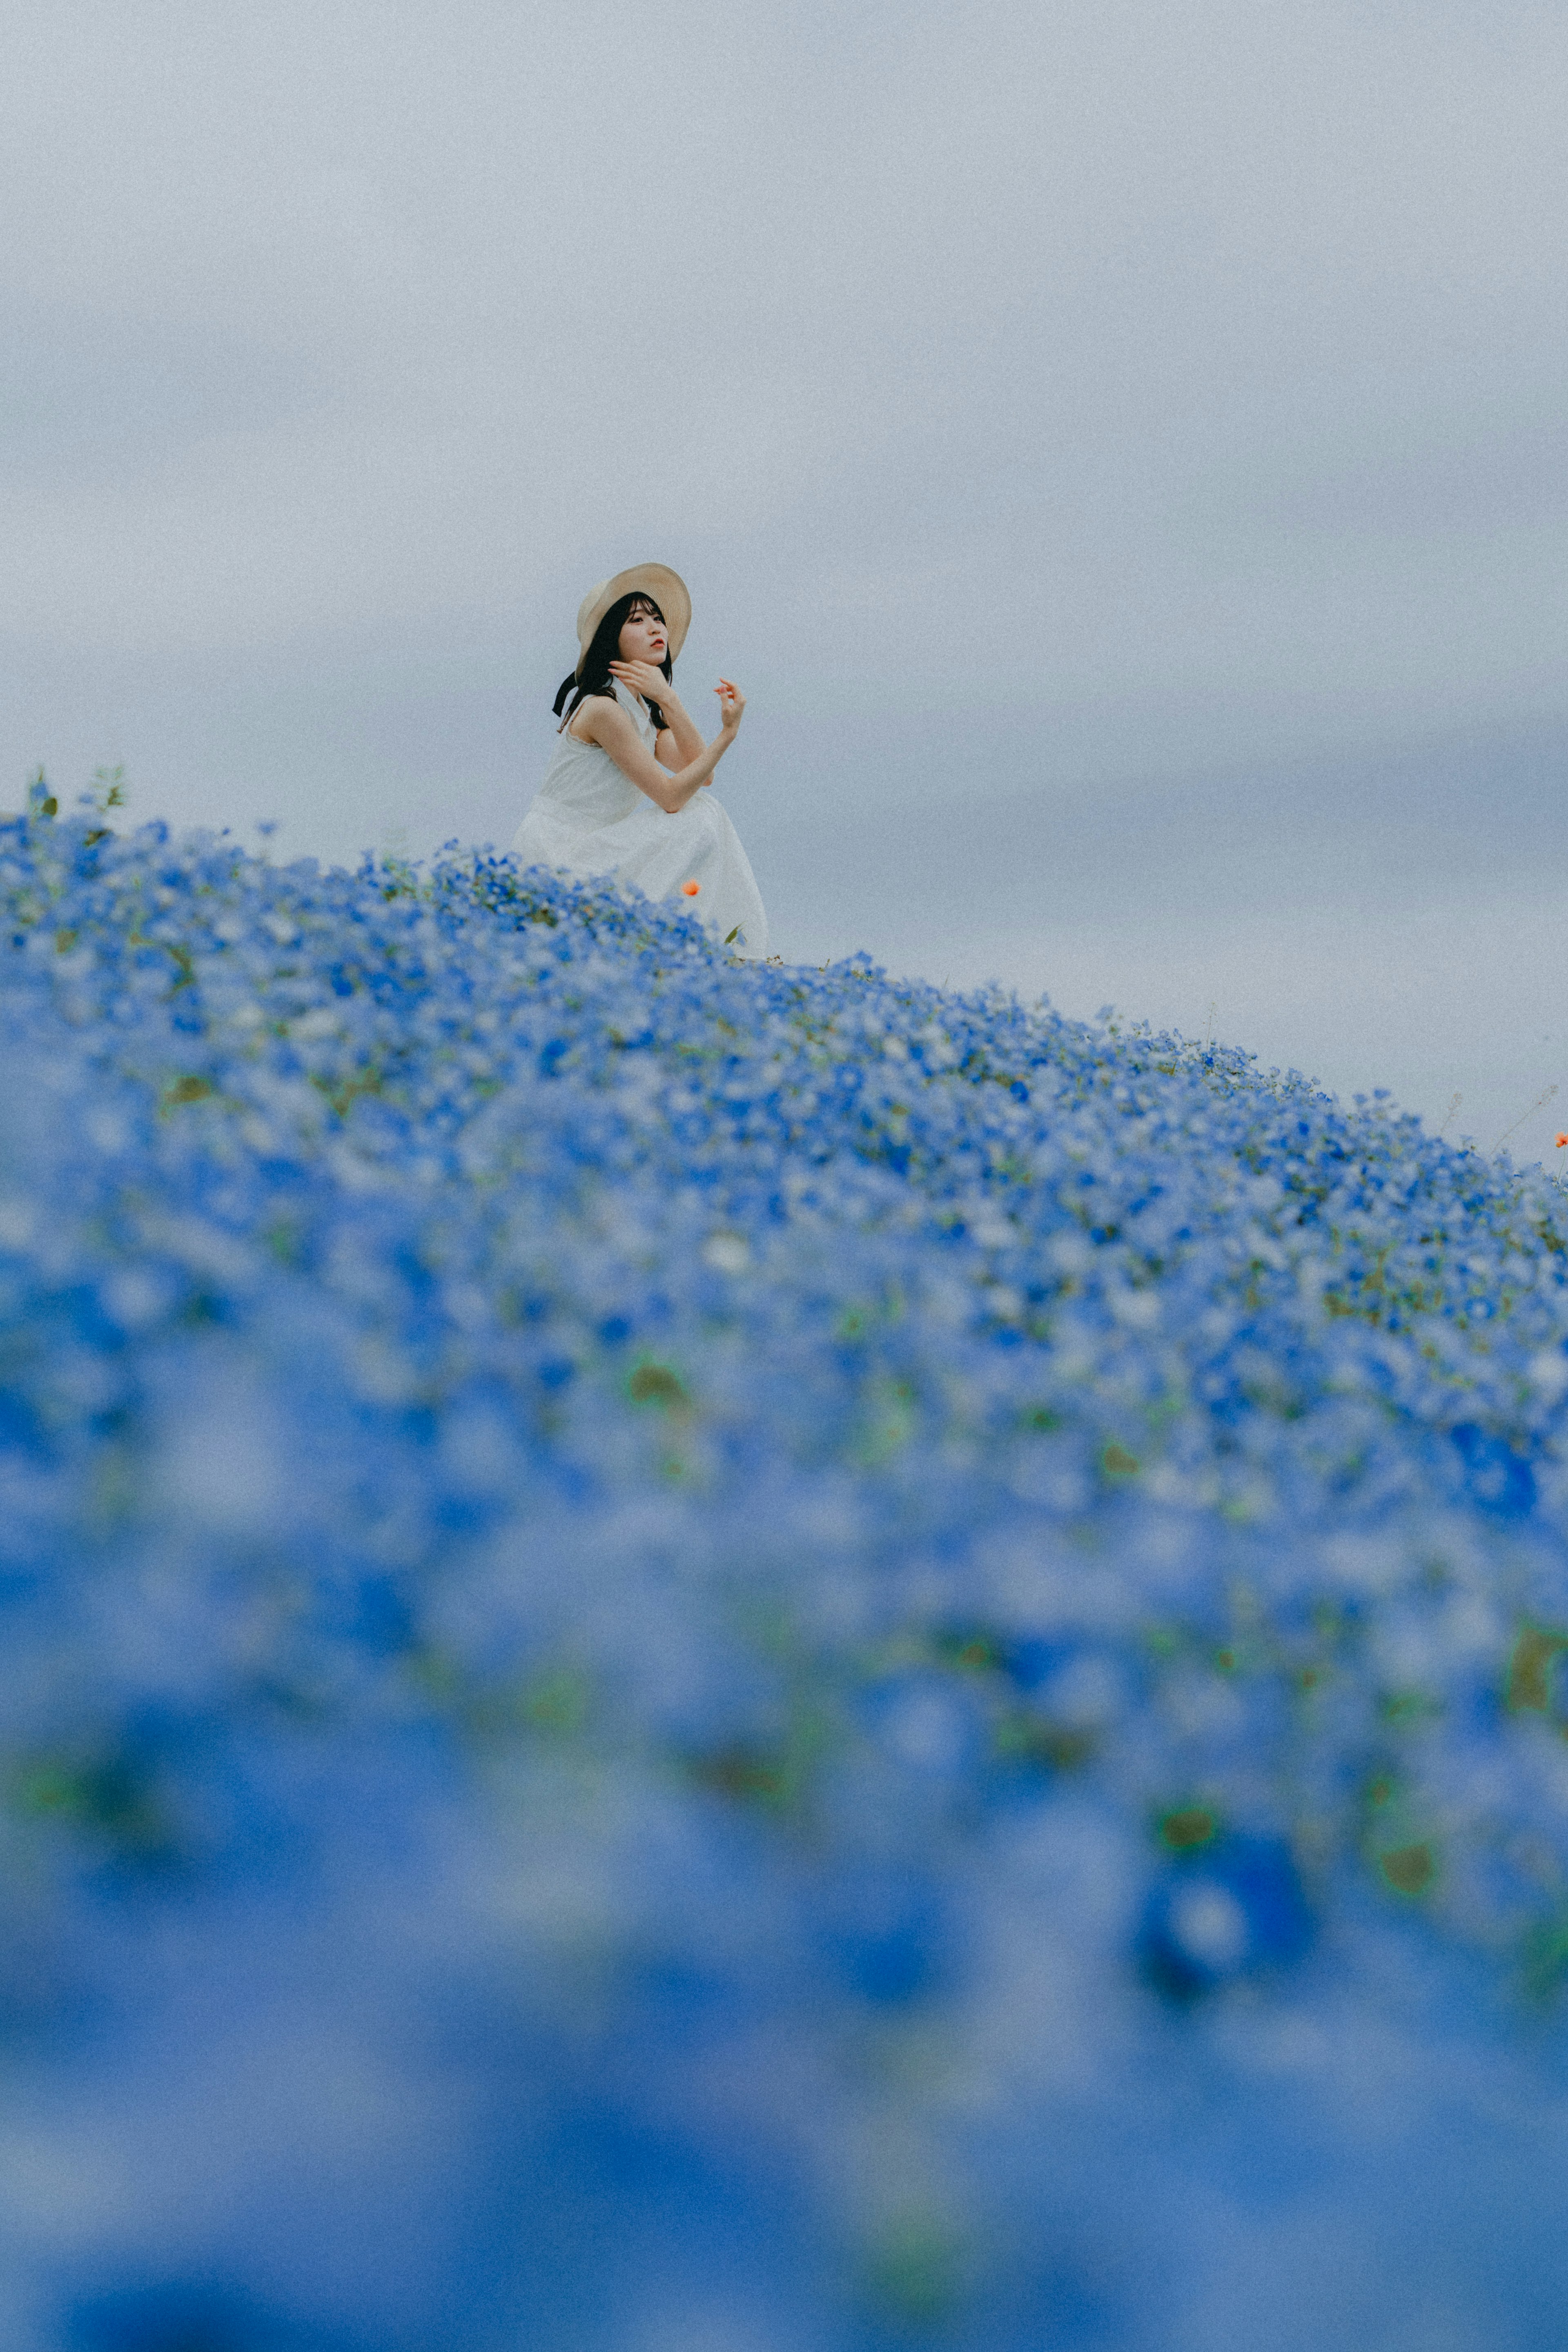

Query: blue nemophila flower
[3,813,1568,2345]
[1140,1828,1315,2000]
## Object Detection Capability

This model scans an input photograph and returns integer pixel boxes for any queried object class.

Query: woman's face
[617,602,668,667]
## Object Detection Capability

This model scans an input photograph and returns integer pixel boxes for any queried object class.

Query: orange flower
[681,879,701,896]
[1557,1132,1568,1148]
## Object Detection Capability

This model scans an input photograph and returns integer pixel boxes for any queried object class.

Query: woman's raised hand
[607,659,670,705]
[715,679,746,731]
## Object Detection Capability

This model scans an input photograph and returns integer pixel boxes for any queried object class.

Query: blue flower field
[5,806,1568,2350]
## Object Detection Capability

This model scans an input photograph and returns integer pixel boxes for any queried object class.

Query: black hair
[552,592,672,733]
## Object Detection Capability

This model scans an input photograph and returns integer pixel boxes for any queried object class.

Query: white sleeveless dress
[510,681,769,958]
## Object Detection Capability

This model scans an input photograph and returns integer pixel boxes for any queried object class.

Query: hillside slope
[4,813,1568,2350]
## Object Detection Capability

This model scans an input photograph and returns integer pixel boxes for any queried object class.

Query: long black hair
[552,592,672,733]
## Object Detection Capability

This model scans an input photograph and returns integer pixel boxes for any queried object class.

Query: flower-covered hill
[4,810,1568,2350]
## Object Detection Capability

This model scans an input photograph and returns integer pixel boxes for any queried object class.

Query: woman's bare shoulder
[566,693,635,746]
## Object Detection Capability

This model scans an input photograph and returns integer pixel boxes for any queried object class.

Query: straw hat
[573,563,691,677]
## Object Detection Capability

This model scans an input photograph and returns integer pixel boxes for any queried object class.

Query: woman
[511,564,769,958]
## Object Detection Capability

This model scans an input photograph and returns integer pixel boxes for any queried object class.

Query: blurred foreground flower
[0,811,1566,2348]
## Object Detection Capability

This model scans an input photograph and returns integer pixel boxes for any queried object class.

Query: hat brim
[575,564,692,677]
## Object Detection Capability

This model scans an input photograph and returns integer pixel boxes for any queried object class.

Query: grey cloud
[1,297,323,486]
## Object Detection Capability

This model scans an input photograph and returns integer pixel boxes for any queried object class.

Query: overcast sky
[5,1,1567,1156]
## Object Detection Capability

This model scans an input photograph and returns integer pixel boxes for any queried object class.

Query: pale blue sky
[4,1,1566,1154]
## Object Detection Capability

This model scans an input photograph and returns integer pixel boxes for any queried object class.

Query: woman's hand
[715,678,746,731]
[608,659,675,706]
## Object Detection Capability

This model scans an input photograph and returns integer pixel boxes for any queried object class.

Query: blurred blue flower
[0,814,1564,2345]
[1140,1836,1314,2001]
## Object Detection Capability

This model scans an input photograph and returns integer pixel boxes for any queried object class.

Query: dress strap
[559,677,657,744]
